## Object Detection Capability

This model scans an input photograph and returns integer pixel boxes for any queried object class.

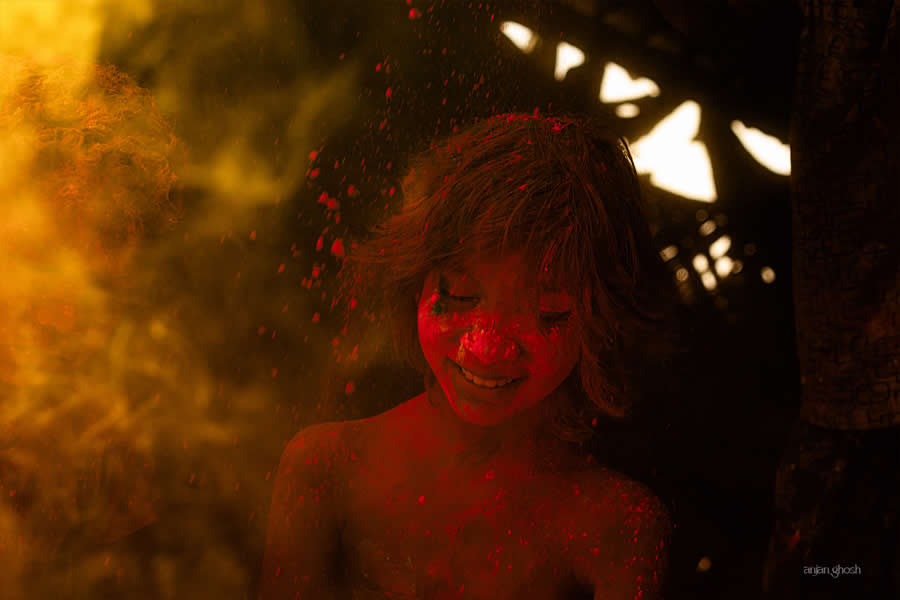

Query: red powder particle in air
[327,197,340,210]
[312,313,320,323]
[250,230,257,240]
[375,63,382,72]
[348,184,360,197]
[316,236,324,251]
[330,238,345,257]
[345,381,355,395]
[592,418,598,426]
[257,326,266,336]
[409,8,421,19]
[309,151,318,161]
[310,168,320,179]
[350,297,357,309]
[385,87,392,99]
[278,264,285,273]
[272,368,278,377]
[418,495,425,504]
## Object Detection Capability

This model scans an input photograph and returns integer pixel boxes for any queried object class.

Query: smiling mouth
[451,361,524,389]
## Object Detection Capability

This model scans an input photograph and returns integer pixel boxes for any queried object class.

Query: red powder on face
[416,254,581,427]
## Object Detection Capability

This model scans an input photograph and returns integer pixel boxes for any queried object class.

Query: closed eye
[540,311,571,324]
[438,287,479,303]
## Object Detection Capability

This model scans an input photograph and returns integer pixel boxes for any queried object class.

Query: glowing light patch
[701,271,717,290]
[599,62,660,103]
[708,235,731,259]
[628,101,717,202]
[731,121,791,176]
[698,220,716,237]
[697,557,712,572]
[761,267,776,284]
[500,21,538,53]
[692,254,710,273]
[714,256,733,277]
[659,245,678,262]
[615,103,640,118]
[554,42,585,81]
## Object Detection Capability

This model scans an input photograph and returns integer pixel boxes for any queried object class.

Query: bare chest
[342,456,591,599]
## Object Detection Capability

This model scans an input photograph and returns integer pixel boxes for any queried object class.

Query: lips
[449,360,526,391]
[451,359,525,381]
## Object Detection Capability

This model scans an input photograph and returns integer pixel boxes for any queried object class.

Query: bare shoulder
[282,399,416,481]
[562,467,673,599]
[283,421,352,465]
[260,421,357,599]
[586,467,671,529]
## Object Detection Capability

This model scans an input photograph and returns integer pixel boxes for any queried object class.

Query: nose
[459,321,522,364]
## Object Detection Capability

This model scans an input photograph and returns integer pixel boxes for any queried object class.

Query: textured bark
[790,0,900,430]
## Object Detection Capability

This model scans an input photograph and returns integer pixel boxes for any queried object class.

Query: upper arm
[258,422,349,600]
[571,476,673,600]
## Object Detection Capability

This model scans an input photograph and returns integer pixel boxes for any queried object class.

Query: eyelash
[540,311,572,325]
[437,287,571,325]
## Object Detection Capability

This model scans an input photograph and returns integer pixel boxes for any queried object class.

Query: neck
[419,383,576,473]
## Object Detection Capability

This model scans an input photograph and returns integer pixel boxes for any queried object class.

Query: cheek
[417,294,457,354]
[522,328,579,378]
[418,293,475,344]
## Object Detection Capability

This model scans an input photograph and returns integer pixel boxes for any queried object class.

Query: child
[261,112,675,599]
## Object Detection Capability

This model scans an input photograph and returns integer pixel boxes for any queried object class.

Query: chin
[447,395,511,427]
[439,358,536,427]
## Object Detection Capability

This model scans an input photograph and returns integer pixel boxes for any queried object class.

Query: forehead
[445,251,569,292]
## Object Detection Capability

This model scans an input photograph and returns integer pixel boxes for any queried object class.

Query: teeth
[457,364,516,388]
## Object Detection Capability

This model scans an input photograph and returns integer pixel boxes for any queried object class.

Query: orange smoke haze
[0,1,366,597]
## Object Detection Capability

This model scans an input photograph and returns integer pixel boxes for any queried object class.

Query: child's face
[417,251,580,427]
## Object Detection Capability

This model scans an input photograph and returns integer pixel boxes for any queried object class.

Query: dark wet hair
[336,111,678,443]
